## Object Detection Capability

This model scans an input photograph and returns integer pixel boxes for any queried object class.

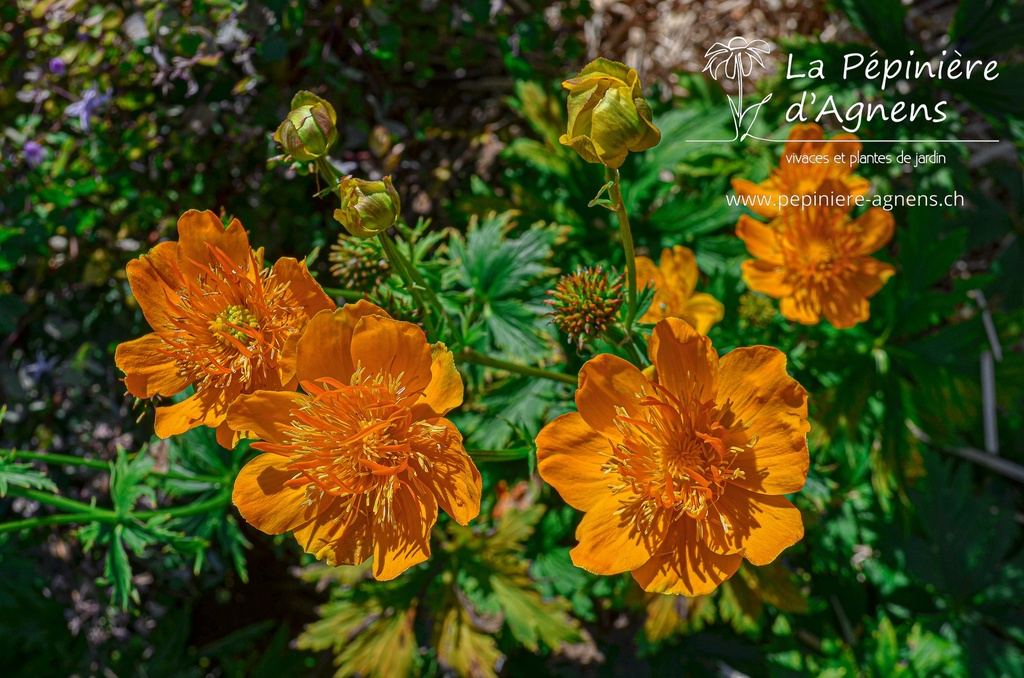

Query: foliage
[2,0,1023,676]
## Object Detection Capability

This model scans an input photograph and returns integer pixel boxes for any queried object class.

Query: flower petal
[296,302,391,384]
[631,518,743,596]
[153,388,231,438]
[849,208,895,257]
[232,453,313,535]
[125,241,183,329]
[718,347,809,495]
[536,412,615,512]
[704,487,804,565]
[736,214,783,264]
[293,497,374,567]
[731,179,780,219]
[176,210,251,279]
[647,318,719,403]
[570,495,665,575]
[575,353,650,443]
[115,333,190,398]
[413,418,481,526]
[410,342,464,420]
[226,390,305,445]
[350,315,433,401]
[371,480,437,580]
[270,257,336,317]
[661,246,699,298]
[742,260,793,298]
[682,292,726,335]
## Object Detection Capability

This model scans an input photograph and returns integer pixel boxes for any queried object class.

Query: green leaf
[0,452,58,497]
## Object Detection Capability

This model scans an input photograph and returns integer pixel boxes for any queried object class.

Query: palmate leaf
[437,603,504,678]
[297,597,420,678]
[0,452,57,497]
[448,211,561,361]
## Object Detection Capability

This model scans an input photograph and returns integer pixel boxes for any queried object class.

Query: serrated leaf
[0,453,58,497]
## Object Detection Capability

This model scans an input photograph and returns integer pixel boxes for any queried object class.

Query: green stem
[467,447,533,462]
[606,167,637,334]
[378,231,438,335]
[1,486,232,534]
[0,512,98,535]
[321,286,368,302]
[458,349,577,386]
[8,450,223,485]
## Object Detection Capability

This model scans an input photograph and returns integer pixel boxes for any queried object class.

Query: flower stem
[606,167,638,335]
[0,485,232,534]
[8,450,223,485]
[321,286,368,302]
[457,349,577,386]
[378,231,444,335]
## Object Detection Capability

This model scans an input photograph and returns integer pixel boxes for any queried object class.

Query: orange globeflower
[536,318,809,596]
[227,301,481,581]
[114,210,334,448]
[731,123,870,219]
[737,181,895,329]
[636,245,724,334]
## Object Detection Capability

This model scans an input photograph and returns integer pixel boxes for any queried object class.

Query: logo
[702,37,773,141]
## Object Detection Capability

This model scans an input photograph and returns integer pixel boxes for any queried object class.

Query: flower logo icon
[702,37,773,141]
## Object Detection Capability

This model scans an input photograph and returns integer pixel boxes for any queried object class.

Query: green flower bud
[274,91,338,162]
[559,58,661,169]
[333,175,401,238]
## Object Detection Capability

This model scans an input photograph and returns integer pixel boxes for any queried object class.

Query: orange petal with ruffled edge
[271,257,335,317]
[718,346,809,496]
[296,302,391,384]
[410,343,464,420]
[116,333,190,398]
[176,210,251,279]
[371,480,437,580]
[736,214,783,264]
[821,284,870,329]
[849,208,895,257]
[647,318,718,403]
[661,246,699,298]
[631,518,743,596]
[570,495,665,575]
[232,453,314,535]
[536,412,615,512]
[349,315,433,400]
[779,293,821,325]
[730,178,780,219]
[575,353,650,443]
[125,241,183,330]
[153,387,233,438]
[294,499,374,567]
[226,390,305,444]
[413,418,481,525]
[683,292,725,335]
[636,254,667,323]
[742,260,792,299]
[704,487,804,565]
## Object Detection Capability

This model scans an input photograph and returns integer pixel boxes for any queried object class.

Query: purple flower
[23,140,46,168]
[65,87,112,133]
[48,57,66,75]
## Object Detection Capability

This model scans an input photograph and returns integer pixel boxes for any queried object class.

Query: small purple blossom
[65,87,112,133]
[24,140,47,168]
[48,57,66,75]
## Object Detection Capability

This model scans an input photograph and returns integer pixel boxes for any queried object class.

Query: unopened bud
[274,91,337,162]
[333,175,401,238]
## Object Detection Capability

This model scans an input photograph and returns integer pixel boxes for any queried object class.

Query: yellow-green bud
[274,91,338,162]
[559,58,661,169]
[333,175,401,238]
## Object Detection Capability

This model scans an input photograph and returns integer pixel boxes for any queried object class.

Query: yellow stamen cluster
[210,305,259,345]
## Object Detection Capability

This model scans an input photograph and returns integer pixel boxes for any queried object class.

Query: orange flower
[731,123,870,219]
[227,301,481,580]
[636,246,724,333]
[114,210,334,447]
[737,182,895,329]
[536,318,809,596]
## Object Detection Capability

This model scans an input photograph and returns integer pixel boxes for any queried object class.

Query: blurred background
[1,1,1022,676]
